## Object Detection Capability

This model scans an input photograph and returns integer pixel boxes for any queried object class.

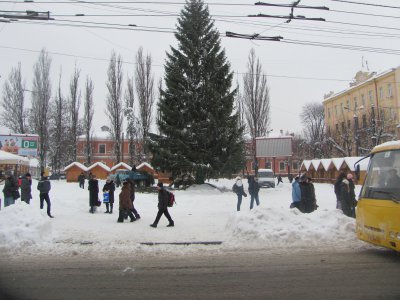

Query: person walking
[334,172,346,209]
[78,172,85,189]
[248,176,260,210]
[150,182,174,228]
[232,176,247,211]
[127,178,140,220]
[20,172,32,204]
[88,174,99,214]
[290,175,302,211]
[277,174,283,186]
[2,171,19,208]
[117,181,136,223]
[102,178,115,214]
[37,172,53,218]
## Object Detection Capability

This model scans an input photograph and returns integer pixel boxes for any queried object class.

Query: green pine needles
[149,0,245,183]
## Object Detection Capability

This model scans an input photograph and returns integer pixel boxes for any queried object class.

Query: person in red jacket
[117,181,136,223]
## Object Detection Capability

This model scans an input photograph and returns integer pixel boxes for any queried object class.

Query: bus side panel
[356,199,400,252]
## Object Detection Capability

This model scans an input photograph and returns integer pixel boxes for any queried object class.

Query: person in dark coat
[334,172,346,209]
[88,174,99,214]
[347,173,357,218]
[299,174,316,213]
[232,176,247,211]
[127,178,140,219]
[115,174,121,188]
[117,181,135,223]
[20,172,32,204]
[248,176,260,210]
[37,172,53,218]
[339,177,354,218]
[150,182,174,228]
[78,172,85,189]
[2,171,18,208]
[277,174,283,186]
[102,178,115,214]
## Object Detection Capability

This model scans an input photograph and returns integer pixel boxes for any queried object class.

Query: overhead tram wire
[0,44,353,82]
[329,0,400,10]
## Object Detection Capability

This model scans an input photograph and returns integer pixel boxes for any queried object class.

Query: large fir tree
[149,0,244,182]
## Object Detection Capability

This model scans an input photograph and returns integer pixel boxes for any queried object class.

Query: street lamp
[343,105,364,156]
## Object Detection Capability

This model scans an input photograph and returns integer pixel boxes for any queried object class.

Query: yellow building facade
[323,67,400,156]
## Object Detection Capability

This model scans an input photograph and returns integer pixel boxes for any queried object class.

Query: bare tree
[49,70,69,172]
[30,49,52,171]
[68,64,81,162]
[234,78,246,136]
[83,76,94,165]
[135,47,155,147]
[106,51,124,163]
[243,48,271,140]
[124,76,138,165]
[1,63,27,133]
[300,102,327,158]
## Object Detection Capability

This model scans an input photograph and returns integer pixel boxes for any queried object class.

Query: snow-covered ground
[0,178,371,258]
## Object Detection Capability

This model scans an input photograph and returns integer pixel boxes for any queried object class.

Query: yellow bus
[355,141,400,252]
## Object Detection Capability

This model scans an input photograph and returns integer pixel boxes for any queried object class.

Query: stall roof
[64,162,89,172]
[137,162,154,171]
[111,162,131,172]
[0,150,29,165]
[87,162,111,172]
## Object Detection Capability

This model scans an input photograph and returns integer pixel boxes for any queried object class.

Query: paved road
[1,248,400,300]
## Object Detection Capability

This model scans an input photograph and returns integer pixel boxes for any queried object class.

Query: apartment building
[323,67,400,156]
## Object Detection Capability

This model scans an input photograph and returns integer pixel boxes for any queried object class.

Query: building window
[266,161,271,169]
[341,122,345,132]
[388,83,392,97]
[379,87,384,100]
[346,99,350,109]
[279,162,285,171]
[347,120,351,129]
[292,161,298,170]
[354,98,358,110]
[327,108,331,118]
[362,114,367,128]
[99,144,106,154]
[340,103,343,114]
[335,105,338,116]
[361,94,365,107]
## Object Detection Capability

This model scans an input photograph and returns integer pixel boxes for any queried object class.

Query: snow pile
[225,207,357,250]
[0,201,54,248]
[0,178,369,257]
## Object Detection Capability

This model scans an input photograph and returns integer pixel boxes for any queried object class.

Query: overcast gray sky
[1,0,399,135]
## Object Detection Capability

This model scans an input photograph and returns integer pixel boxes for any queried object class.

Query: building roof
[111,162,131,171]
[323,67,399,103]
[77,131,113,140]
[256,137,292,157]
[64,162,89,172]
[87,162,111,172]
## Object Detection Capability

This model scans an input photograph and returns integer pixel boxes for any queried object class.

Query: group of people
[83,174,174,228]
[334,172,357,218]
[232,176,260,211]
[290,174,318,213]
[1,171,53,217]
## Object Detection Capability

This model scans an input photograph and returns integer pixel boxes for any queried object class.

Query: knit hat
[25,172,31,177]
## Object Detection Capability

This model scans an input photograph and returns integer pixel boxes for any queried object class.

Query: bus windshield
[361,150,400,201]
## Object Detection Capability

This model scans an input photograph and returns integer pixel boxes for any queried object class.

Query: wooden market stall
[87,162,111,180]
[64,162,89,182]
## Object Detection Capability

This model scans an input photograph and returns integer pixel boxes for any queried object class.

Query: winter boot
[104,203,110,213]
[109,204,113,214]
[150,224,157,228]
[167,221,174,227]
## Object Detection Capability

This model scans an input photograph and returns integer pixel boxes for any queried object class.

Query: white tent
[0,150,29,165]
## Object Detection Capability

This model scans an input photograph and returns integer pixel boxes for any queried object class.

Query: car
[257,168,275,188]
